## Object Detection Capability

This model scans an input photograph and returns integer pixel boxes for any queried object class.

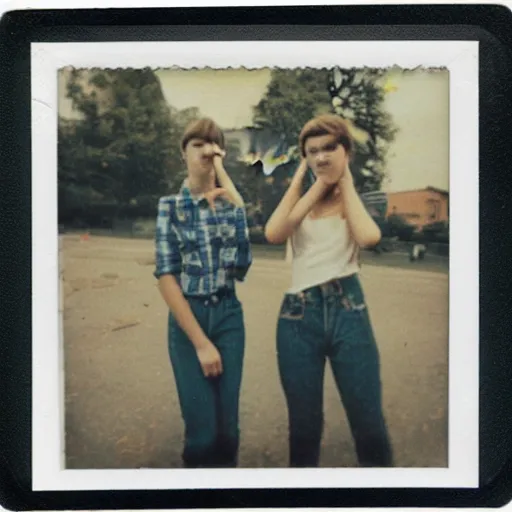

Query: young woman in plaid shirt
[154,118,252,468]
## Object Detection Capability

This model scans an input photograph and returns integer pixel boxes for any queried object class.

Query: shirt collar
[179,179,232,210]
[180,179,209,206]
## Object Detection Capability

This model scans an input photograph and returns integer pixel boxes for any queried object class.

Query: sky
[155,67,449,193]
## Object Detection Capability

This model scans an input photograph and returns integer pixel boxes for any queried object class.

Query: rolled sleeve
[154,197,182,279]
[233,206,252,282]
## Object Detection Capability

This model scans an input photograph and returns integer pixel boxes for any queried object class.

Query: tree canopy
[58,66,398,231]
[253,67,398,192]
[58,68,190,225]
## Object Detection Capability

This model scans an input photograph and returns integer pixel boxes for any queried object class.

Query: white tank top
[288,214,360,294]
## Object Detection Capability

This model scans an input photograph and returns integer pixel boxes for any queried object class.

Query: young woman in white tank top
[265,114,393,468]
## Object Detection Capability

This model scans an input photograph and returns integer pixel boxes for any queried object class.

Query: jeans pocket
[340,292,367,312]
[225,294,242,311]
[338,276,368,312]
[279,294,305,320]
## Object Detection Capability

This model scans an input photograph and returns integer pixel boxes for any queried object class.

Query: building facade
[386,187,449,228]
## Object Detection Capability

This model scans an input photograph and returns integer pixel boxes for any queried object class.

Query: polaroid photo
[31,39,478,492]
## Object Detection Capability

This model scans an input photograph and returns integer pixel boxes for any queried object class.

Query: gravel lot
[62,235,448,469]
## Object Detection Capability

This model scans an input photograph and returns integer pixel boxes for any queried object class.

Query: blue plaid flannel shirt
[154,182,252,296]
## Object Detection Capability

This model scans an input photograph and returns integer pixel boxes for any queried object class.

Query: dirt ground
[61,234,448,469]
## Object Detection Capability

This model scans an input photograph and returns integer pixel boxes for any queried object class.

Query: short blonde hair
[180,118,225,151]
[298,114,354,157]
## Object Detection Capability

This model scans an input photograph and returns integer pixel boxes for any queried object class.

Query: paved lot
[62,235,448,469]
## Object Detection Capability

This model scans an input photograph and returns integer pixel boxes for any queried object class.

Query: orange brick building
[386,186,449,228]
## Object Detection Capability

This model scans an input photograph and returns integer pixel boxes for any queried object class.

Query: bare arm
[154,197,223,377]
[277,180,332,241]
[158,275,209,349]
[158,275,223,377]
[265,159,327,244]
[339,167,382,248]
[212,151,245,207]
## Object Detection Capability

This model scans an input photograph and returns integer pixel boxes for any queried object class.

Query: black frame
[1,4,512,509]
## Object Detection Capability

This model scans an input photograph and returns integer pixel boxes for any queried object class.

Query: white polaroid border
[31,40,479,491]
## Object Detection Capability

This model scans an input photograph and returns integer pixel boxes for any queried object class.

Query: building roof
[426,186,449,196]
[388,186,449,196]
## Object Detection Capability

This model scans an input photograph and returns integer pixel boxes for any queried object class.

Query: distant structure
[386,186,449,228]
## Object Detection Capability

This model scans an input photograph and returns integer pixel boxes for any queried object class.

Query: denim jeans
[277,273,393,467]
[168,290,245,468]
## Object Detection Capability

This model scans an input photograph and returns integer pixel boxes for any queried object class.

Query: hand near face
[339,161,354,187]
[315,169,342,187]
[203,143,226,171]
[289,158,309,188]
[297,157,308,176]
[211,143,226,159]
[203,187,236,209]
[183,138,227,176]
[311,175,333,194]
[304,134,350,185]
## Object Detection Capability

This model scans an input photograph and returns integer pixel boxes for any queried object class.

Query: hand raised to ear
[339,161,354,186]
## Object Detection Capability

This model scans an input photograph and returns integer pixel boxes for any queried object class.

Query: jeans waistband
[186,287,235,307]
[293,274,358,304]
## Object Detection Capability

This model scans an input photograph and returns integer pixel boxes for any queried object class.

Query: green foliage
[329,67,398,191]
[58,68,188,225]
[58,66,399,231]
[253,67,398,192]
[253,68,332,147]
[222,137,261,208]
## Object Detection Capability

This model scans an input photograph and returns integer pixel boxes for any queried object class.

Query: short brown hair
[298,114,354,157]
[180,118,225,151]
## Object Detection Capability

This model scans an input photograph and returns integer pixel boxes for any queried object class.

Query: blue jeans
[277,274,393,467]
[168,290,245,468]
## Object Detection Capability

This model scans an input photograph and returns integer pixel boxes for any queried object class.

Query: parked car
[381,214,420,242]
[421,220,449,244]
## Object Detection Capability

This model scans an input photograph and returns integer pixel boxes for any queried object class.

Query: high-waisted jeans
[277,273,393,468]
[168,289,245,468]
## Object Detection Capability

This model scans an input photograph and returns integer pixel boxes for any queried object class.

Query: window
[427,199,440,221]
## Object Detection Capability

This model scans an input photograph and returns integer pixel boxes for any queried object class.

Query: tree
[328,67,398,192]
[58,68,180,224]
[166,105,203,191]
[253,68,332,147]
[253,67,398,193]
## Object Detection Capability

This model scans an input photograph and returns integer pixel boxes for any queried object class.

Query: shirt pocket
[219,216,238,263]
[180,228,203,273]
[206,222,223,251]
